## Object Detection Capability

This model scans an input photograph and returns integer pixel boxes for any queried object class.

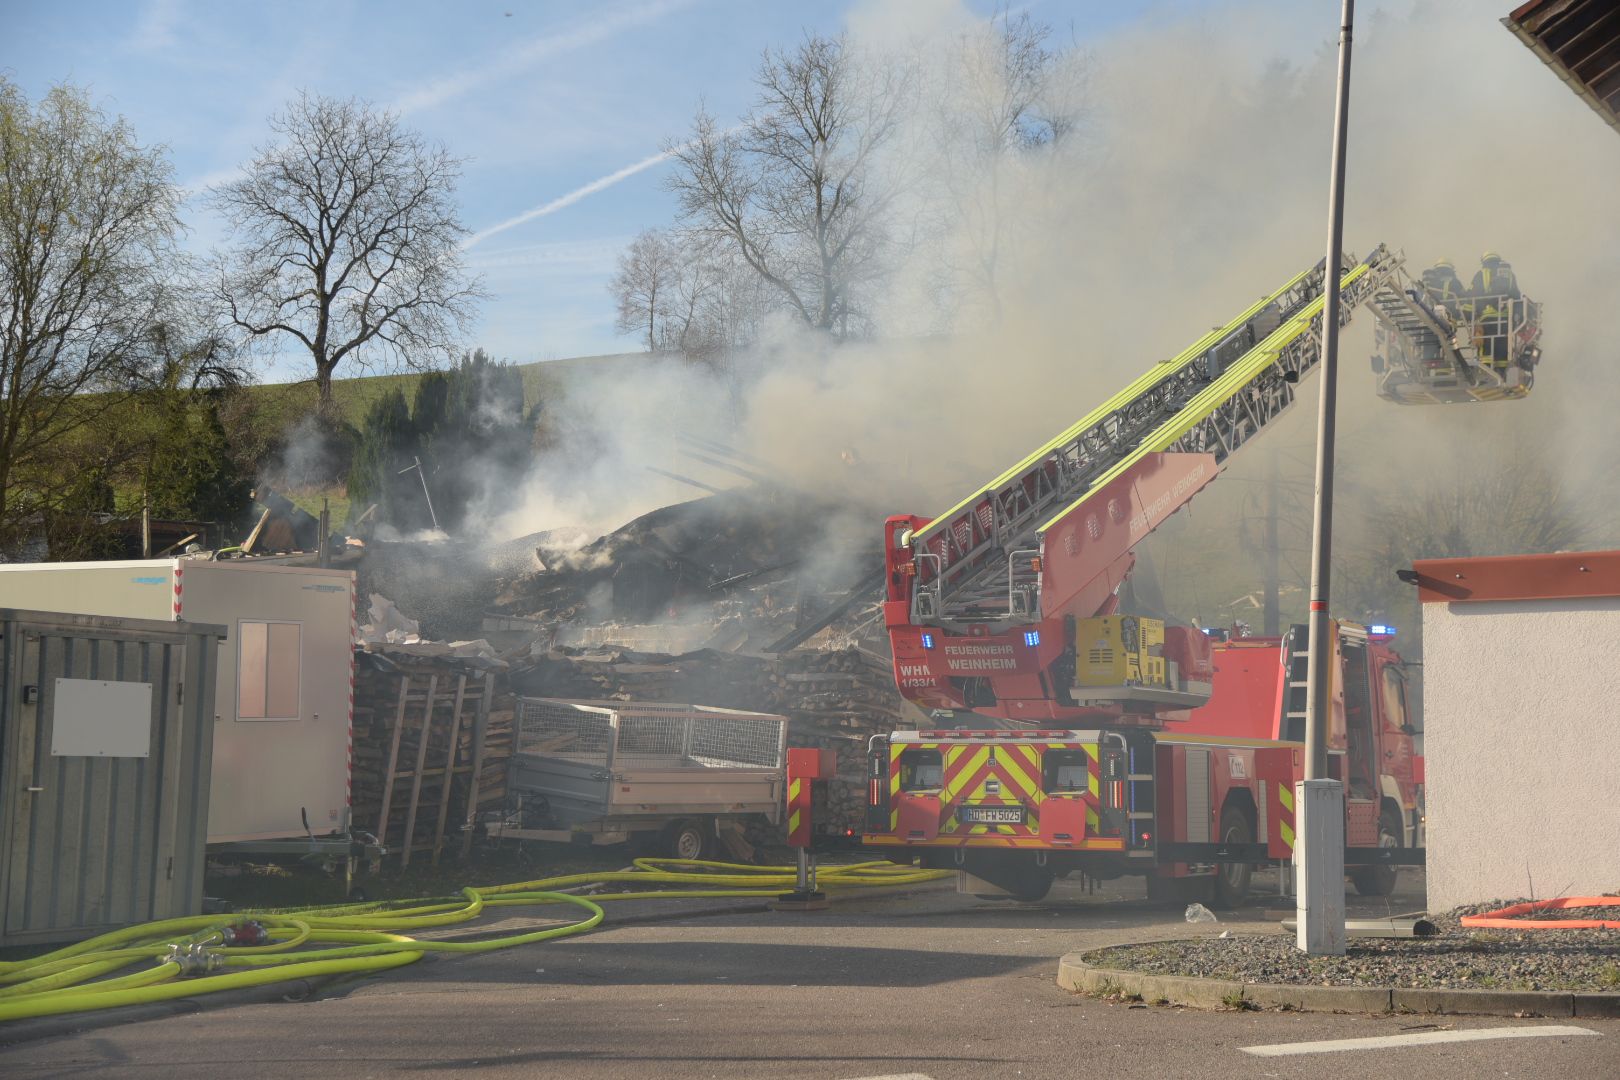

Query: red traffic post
[775,748,837,911]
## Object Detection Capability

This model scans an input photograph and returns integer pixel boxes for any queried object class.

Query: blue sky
[6,0,1219,379]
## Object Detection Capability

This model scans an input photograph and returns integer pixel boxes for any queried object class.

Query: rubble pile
[492,487,881,643]
[359,539,505,641]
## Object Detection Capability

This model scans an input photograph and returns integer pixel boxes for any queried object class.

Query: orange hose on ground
[1459,897,1620,930]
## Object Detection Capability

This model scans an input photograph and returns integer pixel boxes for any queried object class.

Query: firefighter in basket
[1470,252,1520,373]
[1421,258,1466,324]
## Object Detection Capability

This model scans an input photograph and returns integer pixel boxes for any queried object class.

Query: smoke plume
[480,0,1620,614]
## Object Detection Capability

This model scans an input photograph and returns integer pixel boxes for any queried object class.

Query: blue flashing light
[1369,624,1397,637]
[921,633,935,649]
[1024,630,1041,648]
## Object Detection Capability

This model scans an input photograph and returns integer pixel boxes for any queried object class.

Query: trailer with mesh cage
[499,698,787,859]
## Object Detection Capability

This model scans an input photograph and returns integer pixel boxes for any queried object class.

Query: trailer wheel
[1350,807,1403,897]
[1211,806,1254,909]
[662,818,710,861]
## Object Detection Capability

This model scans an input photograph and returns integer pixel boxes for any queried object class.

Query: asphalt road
[3,871,1617,1079]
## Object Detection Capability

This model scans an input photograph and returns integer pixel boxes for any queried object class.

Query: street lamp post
[1297,0,1356,957]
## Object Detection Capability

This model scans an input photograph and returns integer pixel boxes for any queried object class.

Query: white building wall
[0,559,354,844]
[1422,595,1620,909]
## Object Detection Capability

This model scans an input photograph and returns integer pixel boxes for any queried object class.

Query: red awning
[1411,549,1620,604]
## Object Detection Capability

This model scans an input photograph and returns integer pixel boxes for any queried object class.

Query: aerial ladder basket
[1369,267,1542,405]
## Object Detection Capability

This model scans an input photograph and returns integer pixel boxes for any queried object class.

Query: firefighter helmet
[1433,258,1454,270]
[1481,251,1501,264]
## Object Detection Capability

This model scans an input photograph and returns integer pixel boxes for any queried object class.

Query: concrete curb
[1057,945,1620,1018]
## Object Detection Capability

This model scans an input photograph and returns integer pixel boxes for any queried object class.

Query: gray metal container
[0,609,225,948]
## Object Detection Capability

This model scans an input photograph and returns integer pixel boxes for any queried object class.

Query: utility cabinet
[0,609,224,947]
[0,560,355,844]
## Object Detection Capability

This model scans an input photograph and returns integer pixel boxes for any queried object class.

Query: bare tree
[0,79,185,549]
[667,34,907,338]
[1334,431,1604,631]
[211,93,481,410]
[934,9,1087,321]
[610,228,682,351]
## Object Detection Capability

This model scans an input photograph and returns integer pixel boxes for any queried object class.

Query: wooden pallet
[374,670,495,866]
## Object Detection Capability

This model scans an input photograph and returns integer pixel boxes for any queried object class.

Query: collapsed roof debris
[488,485,887,655]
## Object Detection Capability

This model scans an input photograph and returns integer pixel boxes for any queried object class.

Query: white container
[0,560,354,844]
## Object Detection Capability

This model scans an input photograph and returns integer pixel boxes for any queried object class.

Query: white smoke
[481,0,1620,581]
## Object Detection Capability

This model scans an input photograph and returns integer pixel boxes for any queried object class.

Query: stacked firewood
[350,652,513,861]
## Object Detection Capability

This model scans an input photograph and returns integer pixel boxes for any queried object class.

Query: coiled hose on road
[0,858,946,1025]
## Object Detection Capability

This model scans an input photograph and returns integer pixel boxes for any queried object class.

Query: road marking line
[838,1074,936,1080]
[1241,1025,1599,1057]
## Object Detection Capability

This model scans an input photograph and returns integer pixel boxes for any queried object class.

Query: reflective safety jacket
[1421,267,1466,308]
[1470,261,1521,300]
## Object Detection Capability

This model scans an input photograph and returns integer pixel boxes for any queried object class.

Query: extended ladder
[909,246,1403,626]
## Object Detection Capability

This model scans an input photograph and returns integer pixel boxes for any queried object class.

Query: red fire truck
[863,248,1481,902]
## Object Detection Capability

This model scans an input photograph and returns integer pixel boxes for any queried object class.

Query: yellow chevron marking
[788,810,801,835]
[1086,806,1100,831]
[1280,821,1295,849]
[1003,749,1042,803]
[1278,784,1294,812]
[945,747,990,801]
[889,809,899,831]
[788,778,802,802]
[1088,771,1099,798]
[890,770,901,797]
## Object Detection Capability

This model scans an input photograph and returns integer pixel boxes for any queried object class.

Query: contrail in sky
[393,0,694,116]
[462,147,677,250]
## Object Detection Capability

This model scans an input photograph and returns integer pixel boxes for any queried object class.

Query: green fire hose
[0,858,944,1024]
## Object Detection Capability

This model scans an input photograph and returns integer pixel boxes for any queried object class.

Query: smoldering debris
[491,485,885,653]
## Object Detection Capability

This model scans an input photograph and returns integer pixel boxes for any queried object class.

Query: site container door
[0,609,223,947]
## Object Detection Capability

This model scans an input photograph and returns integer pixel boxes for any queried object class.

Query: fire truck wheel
[1008,866,1056,902]
[661,818,710,861]
[1350,808,1403,897]
[1211,806,1254,910]
[973,864,1055,902]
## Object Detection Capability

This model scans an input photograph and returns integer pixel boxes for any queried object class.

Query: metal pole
[318,496,331,568]
[1305,0,1355,784]
[398,457,441,532]
[1298,0,1354,958]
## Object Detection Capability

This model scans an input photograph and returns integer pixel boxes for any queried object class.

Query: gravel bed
[1091,901,1620,992]
[1504,905,1620,923]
